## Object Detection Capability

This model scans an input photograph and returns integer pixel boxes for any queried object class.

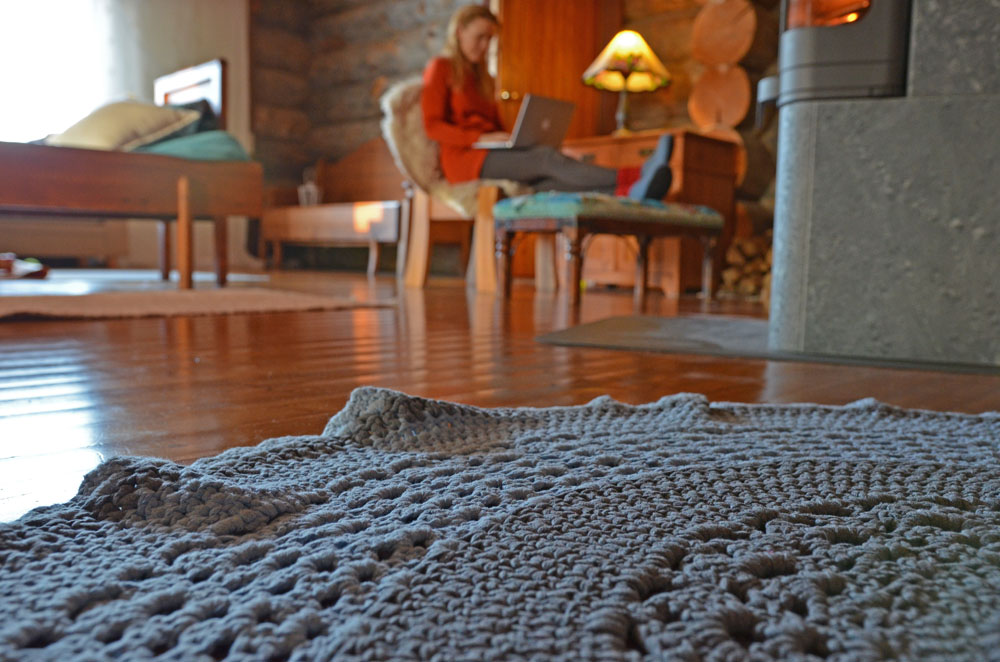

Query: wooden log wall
[305,0,469,169]
[250,0,312,184]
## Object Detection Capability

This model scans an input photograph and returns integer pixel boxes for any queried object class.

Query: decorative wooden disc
[687,64,751,130]
[691,0,757,66]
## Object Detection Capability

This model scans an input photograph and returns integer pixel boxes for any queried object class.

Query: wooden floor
[2,268,999,522]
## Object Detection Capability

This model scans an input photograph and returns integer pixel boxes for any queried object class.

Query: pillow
[45,100,200,151]
[169,99,220,133]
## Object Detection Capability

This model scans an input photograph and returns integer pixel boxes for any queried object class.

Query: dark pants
[480,145,617,194]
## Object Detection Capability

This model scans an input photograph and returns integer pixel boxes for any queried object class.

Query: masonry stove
[762,0,1000,368]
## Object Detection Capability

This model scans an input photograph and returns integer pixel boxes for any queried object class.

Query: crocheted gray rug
[2,388,999,662]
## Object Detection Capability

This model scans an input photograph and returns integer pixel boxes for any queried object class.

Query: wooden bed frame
[0,59,261,288]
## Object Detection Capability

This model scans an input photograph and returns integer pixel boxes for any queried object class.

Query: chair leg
[470,185,500,292]
[403,189,431,288]
[396,194,411,280]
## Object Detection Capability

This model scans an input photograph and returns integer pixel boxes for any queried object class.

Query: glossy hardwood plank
[1,269,998,521]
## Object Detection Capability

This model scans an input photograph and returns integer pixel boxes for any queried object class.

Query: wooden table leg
[177,176,193,290]
[213,216,228,287]
[634,235,652,311]
[496,228,514,299]
[158,221,171,281]
[563,226,584,307]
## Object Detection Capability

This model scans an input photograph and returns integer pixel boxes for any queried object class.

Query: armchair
[379,77,528,290]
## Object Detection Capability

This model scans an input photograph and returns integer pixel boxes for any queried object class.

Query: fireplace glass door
[786,0,871,28]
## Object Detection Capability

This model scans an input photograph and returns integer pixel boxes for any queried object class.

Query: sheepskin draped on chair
[380,77,529,290]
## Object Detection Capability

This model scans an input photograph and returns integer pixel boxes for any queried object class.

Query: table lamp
[582,29,670,134]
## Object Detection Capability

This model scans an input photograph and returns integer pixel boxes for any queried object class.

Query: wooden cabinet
[561,129,739,296]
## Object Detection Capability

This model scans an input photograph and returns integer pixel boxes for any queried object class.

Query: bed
[0,59,262,288]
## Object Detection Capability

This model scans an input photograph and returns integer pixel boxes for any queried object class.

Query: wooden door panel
[494,0,622,279]
[495,0,621,139]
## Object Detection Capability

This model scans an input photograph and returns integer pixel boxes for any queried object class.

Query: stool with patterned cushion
[493,192,724,307]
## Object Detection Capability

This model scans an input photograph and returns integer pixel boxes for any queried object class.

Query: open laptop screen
[472,94,575,150]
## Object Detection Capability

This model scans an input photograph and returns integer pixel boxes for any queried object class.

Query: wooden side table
[560,129,738,297]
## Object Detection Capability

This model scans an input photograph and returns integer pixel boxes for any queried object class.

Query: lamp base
[615,89,629,134]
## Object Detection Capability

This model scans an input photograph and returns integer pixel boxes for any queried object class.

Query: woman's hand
[477,131,510,143]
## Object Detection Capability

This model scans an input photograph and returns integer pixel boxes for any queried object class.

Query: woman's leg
[480,145,617,193]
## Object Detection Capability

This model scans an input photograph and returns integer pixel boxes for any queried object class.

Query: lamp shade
[582,30,670,93]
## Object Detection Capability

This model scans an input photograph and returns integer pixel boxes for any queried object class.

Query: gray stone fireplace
[765,0,1000,368]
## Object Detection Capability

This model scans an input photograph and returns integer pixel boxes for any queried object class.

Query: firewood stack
[687,0,779,310]
[719,193,775,303]
[720,230,772,308]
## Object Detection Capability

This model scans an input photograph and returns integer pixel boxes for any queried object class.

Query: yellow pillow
[46,100,201,151]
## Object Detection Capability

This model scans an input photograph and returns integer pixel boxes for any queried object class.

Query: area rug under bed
[2,388,999,661]
[0,288,392,320]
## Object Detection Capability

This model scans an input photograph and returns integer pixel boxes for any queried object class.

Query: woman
[421,5,672,199]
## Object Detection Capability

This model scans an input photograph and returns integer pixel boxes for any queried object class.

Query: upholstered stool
[493,192,724,307]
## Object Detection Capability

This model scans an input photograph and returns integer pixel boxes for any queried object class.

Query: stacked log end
[721,232,771,294]
[687,0,778,130]
[719,205,773,307]
[688,0,779,305]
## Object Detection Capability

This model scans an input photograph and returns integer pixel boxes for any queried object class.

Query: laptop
[472,94,575,150]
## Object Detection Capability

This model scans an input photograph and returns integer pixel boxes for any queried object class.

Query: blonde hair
[442,4,499,100]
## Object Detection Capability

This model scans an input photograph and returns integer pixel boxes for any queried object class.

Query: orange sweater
[421,57,503,184]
